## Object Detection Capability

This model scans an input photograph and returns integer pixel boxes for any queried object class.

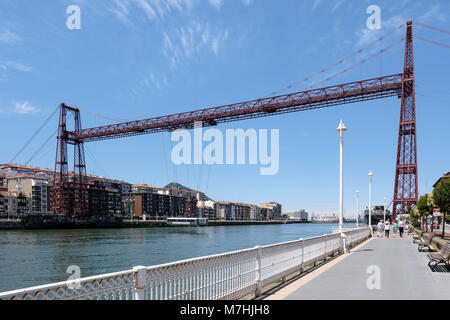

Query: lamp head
[336,120,347,133]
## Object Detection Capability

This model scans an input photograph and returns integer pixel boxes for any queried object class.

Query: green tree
[417,194,434,231]
[433,179,450,239]
[409,207,420,228]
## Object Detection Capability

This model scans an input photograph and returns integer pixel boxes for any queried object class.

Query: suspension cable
[414,35,450,50]
[24,128,58,166]
[9,106,59,163]
[79,108,131,123]
[413,21,450,36]
[263,23,405,97]
[307,38,404,89]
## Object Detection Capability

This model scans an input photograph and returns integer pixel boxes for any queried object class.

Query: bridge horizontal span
[69,74,402,143]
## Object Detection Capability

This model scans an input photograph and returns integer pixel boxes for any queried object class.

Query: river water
[0,222,349,292]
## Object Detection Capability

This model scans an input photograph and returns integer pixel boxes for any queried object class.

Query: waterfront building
[235,203,252,220]
[0,164,55,177]
[260,202,282,220]
[3,191,30,218]
[285,209,309,221]
[197,206,214,219]
[213,202,266,221]
[250,204,261,220]
[87,180,122,217]
[6,174,53,215]
[0,172,5,187]
[0,187,7,217]
[70,172,132,195]
[197,200,215,219]
[214,202,231,220]
[433,171,449,187]
[123,186,197,219]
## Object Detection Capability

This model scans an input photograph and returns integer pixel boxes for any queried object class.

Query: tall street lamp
[383,197,387,223]
[368,170,373,229]
[356,190,360,227]
[337,120,347,233]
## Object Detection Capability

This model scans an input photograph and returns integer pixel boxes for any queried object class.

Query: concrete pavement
[267,236,450,300]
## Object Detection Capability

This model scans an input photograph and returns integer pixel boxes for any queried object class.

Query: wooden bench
[417,233,435,252]
[427,241,450,267]
[413,230,424,243]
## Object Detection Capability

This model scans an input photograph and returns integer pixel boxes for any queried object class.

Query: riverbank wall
[0,219,313,230]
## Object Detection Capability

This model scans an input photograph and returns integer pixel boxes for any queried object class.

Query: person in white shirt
[384,221,391,238]
[377,220,385,238]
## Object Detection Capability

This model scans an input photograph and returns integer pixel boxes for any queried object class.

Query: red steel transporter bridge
[52,21,418,220]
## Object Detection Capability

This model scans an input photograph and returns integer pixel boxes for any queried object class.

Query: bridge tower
[392,21,418,217]
[53,103,87,218]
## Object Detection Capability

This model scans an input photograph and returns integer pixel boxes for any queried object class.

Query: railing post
[254,246,262,297]
[324,235,328,260]
[340,233,347,254]
[133,266,146,300]
[300,238,304,273]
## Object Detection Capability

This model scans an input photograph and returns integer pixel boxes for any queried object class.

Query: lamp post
[356,190,360,227]
[337,120,347,233]
[368,171,373,229]
[383,197,387,223]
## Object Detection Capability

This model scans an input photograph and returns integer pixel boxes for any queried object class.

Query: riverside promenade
[267,235,450,300]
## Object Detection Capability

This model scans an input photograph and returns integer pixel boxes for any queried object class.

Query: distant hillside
[164,182,213,201]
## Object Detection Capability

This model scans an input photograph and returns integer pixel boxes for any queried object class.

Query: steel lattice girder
[67,74,403,143]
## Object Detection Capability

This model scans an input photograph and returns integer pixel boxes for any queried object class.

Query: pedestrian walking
[384,220,391,238]
[393,220,399,238]
[377,220,385,238]
[398,220,405,238]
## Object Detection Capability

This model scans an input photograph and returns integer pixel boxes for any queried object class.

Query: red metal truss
[392,21,418,217]
[68,74,403,143]
[53,104,87,217]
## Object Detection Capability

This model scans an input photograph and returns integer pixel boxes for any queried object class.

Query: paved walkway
[268,236,450,300]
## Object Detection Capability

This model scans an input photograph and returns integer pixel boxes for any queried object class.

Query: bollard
[133,266,147,300]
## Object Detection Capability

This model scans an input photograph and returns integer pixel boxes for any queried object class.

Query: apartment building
[197,206,214,219]
[214,202,260,220]
[0,164,55,180]
[0,187,7,217]
[0,190,30,218]
[260,202,282,220]
[87,180,122,217]
[6,174,52,215]
[250,205,261,220]
[123,185,197,219]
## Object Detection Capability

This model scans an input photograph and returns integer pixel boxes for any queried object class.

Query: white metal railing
[0,227,370,300]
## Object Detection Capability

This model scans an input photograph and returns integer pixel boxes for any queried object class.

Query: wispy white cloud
[0,61,34,73]
[419,4,447,23]
[208,0,223,10]
[162,22,229,68]
[0,101,40,115]
[312,0,323,11]
[0,29,20,43]
[355,15,406,47]
[332,0,344,12]
[13,101,40,114]
[243,0,252,5]
[109,0,195,23]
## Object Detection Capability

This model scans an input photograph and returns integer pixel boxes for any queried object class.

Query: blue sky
[1,0,449,217]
